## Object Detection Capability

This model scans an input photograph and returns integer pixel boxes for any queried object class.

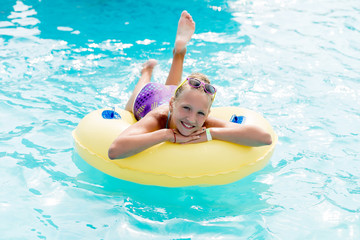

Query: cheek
[173,108,185,123]
[195,114,206,124]
[176,107,188,117]
[198,117,206,125]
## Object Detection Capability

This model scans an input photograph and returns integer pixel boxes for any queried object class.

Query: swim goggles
[175,77,217,101]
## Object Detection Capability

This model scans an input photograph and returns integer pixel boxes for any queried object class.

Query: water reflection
[72,151,271,226]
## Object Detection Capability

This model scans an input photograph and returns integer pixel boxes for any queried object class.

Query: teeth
[182,122,193,128]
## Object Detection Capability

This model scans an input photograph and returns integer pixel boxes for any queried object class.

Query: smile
[181,121,195,129]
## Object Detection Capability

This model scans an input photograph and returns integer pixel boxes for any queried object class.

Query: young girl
[108,10,272,159]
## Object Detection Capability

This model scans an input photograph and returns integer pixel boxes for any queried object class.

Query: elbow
[108,145,129,160]
[108,145,124,160]
[248,126,273,146]
[262,133,272,145]
[108,147,117,160]
[252,131,272,146]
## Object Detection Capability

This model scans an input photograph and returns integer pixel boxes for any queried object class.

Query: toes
[181,10,189,17]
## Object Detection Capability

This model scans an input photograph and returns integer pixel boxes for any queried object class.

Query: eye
[183,106,190,111]
[198,111,205,116]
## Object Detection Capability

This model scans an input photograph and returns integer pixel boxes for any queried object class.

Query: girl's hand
[173,128,208,144]
[189,127,206,136]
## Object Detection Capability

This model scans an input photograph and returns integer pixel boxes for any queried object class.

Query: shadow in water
[72,151,272,223]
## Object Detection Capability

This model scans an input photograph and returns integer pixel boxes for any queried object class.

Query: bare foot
[174,10,195,53]
[141,59,158,75]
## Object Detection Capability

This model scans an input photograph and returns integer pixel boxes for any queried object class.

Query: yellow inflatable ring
[72,107,277,187]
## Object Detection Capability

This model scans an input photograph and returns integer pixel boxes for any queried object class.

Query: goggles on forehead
[175,77,217,101]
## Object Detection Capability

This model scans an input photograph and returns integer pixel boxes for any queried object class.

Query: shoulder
[122,105,169,135]
[139,105,169,129]
[145,104,169,119]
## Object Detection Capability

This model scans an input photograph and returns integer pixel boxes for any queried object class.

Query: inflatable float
[72,107,277,187]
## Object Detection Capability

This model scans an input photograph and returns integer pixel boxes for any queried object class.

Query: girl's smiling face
[169,87,212,136]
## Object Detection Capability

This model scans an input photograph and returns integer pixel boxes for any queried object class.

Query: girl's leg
[125,59,157,112]
[165,10,195,86]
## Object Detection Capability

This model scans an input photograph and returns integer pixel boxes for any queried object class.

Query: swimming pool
[1,0,360,239]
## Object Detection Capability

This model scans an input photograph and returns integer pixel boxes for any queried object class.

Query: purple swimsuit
[133,82,177,121]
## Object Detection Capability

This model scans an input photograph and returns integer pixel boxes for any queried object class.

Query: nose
[187,112,197,124]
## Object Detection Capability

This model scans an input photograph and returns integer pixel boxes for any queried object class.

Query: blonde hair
[174,73,211,100]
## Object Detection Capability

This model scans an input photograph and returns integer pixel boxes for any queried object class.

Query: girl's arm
[108,127,173,159]
[108,111,172,159]
[187,116,272,146]
[209,124,272,146]
[108,109,200,159]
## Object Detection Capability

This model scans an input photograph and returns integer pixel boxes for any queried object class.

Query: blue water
[1,0,360,239]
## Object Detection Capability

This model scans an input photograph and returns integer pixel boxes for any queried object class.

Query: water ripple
[1,0,360,238]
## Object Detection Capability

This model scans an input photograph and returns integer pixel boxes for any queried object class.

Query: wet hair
[174,73,212,102]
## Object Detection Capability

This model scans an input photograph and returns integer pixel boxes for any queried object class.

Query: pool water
[1,0,360,239]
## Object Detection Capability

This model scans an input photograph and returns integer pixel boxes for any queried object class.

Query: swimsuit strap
[165,111,171,129]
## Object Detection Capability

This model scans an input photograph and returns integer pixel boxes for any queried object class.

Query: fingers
[173,127,206,136]
[177,135,200,144]
[181,135,207,144]
[180,136,201,144]
[171,128,207,144]
[189,127,206,136]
